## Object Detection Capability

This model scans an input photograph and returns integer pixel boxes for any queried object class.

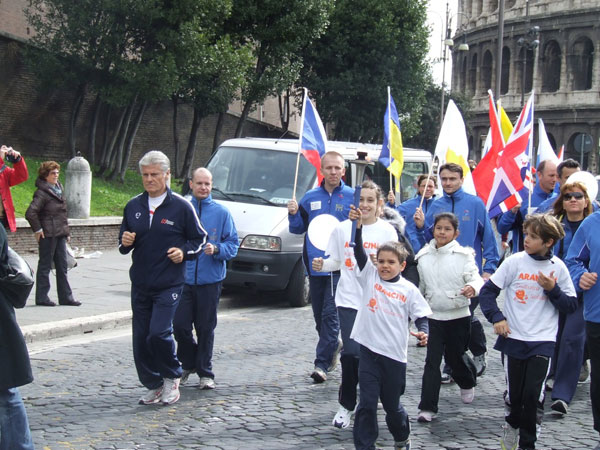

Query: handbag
[0,246,35,309]
[51,243,77,271]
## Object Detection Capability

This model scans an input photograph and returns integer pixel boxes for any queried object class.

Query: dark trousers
[309,274,340,371]
[586,321,600,434]
[504,354,550,450]
[468,297,487,356]
[35,235,73,304]
[419,317,477,413]
[131,285,183,389]
[353,345,409,450]
[173,282,222,379]
[338,306,360,411]
[550,302,586,404]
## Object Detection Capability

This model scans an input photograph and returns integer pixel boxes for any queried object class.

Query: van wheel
[286,261,310,307]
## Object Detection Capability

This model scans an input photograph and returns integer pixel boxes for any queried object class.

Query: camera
[5,152,19,163]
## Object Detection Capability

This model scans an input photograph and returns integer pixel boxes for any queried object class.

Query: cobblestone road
[22,303,596,449]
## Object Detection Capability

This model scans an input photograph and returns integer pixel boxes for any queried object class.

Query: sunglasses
[564,192,584,200]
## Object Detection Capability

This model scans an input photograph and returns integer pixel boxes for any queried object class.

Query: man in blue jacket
[120,151,206,406]
[173,167,239,390]
[566,210,600,449]
[288,151,354,383]
[497,159,558,253]
[414,163,499,376]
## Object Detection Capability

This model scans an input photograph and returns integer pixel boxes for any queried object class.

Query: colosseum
[450,0,600,172]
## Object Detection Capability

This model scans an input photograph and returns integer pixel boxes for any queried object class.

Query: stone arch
[501,46,510,94]
[481,50,493,94]
[541,40,561,92]
[571,36,594,91]
[469,53,478,93]
[516,47,534,94]
[474,0,483,16]
[506,0,516,7]
[567,132,594,170]
[488,0,498,13]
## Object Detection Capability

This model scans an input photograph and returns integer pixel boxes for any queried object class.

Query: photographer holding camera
[0,145,29,232]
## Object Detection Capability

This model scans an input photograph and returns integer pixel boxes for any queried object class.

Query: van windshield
[206,146,317,206]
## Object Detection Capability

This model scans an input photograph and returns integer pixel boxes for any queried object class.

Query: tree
[225,0,334,137]
[299,0,430,143]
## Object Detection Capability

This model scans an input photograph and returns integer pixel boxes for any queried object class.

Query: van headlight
[240,235,281,251]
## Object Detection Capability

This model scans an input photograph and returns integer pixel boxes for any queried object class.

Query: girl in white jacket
[415,212,484,422]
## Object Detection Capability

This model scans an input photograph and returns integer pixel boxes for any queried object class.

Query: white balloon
[307,214,340,251]
[566,171,598,202]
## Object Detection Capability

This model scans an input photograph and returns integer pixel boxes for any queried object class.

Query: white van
[205,138,432,307]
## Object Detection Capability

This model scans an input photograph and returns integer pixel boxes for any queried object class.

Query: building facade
[451,0,600,172]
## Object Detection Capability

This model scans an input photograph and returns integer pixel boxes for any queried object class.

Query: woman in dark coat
[0,224,35,449]
[25,161,80,306]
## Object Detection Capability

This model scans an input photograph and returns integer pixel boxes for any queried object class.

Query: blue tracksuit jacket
[566,211,600,323]
[497,183,554,253]
[288,180,354,276]
[184,194,239,285]
[396,195,436,253]
[119,189,206,291]
[416,187,499,274]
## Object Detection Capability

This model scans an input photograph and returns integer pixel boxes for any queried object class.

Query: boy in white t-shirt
[479,214,577,450]
[350,207,432,450]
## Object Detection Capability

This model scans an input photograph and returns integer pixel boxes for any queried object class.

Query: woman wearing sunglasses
[547,181,593,415]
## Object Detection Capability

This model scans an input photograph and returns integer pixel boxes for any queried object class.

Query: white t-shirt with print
[325,219,398,310]
[148,192,167,226]
[490,251,576,343]
[350,261,432,363]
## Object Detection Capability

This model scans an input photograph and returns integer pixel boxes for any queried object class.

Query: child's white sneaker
[500,424,518,450]
[460,387,475,404]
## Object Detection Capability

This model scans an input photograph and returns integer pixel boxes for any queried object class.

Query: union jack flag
[487,94,534,218]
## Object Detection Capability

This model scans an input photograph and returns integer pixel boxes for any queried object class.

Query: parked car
[206,138,432,307]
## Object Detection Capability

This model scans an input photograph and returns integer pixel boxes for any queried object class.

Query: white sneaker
[199,377,216,390]
[417,410,435,423]
[138,386,163,405]
[180,369,195,385]
[332,405,353,429]
[460,387,475,404]
[551,399,568,414]
[161,378,181,405]
[473,353,487,376]
[500,424,518,450]
[580,360,591,383]
[310,366,327,383]
[328,338,343,372]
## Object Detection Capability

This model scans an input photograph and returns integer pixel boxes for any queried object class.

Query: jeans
[550,302,586,404]
[0,388,34,450]
[353,346,409,450]
[131,285,183,389]
[337,306,360,411]
[308,274,340,371]
[35,235,73,304]
[173,282,222,379]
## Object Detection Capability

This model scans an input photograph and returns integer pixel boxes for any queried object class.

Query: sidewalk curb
[21,311,132,344]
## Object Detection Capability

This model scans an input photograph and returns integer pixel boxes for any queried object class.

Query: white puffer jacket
[416,239,484,321]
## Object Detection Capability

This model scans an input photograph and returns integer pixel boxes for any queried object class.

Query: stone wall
[8,217,122,254]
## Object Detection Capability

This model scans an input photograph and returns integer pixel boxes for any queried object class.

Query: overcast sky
[427,1,458,86]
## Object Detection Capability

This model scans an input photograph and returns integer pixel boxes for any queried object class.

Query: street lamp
[440,3,469,129]
[517,25,540,107]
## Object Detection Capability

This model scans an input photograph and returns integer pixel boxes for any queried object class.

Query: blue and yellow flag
[379,90,403,183]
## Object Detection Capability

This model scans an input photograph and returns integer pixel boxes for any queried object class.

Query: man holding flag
[288,91,354,383]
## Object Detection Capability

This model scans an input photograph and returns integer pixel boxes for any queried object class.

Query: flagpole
[292,88,308,200]
[387,87,394,194]
[528,95,534,214]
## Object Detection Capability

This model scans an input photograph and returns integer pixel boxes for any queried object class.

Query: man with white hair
[119,150,206,406]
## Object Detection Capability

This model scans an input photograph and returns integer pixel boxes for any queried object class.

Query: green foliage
[11,158,142,217]
[299,0,430,142]
[227,0,334,110]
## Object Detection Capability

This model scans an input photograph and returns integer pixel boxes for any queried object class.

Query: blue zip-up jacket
[497,183,553,253]
[289,180,354,276]
[416,187,499,274]
[566,211,600,323]
[184,194,239,285]
[396,195,436,253]
[119,189,206,291]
